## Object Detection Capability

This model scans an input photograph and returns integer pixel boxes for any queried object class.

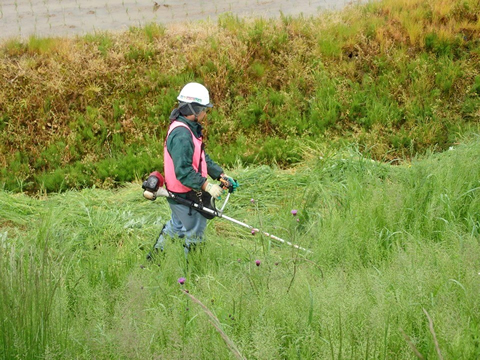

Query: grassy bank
[1,0,479,192]
[1,135,479,358]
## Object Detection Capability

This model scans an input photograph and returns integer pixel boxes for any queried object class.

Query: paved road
[0,0,369,40]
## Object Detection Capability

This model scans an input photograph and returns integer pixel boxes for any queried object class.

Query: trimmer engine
[142,171,164,200]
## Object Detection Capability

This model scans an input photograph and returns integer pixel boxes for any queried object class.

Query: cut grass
[1,136,479,358]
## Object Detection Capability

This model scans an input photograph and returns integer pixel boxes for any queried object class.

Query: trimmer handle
[219,175,235,193]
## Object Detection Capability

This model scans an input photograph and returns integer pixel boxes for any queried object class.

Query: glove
[205,182,224,199]
[223,175,239,192]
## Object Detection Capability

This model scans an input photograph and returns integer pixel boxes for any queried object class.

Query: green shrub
[424,33,461,58]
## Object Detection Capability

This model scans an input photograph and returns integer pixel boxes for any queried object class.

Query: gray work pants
[154,200,207,255]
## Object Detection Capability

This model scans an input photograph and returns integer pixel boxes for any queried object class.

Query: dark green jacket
[165,116,223,196]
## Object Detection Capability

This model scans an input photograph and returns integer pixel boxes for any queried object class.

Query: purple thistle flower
[251,230,256,235]
[255,260,261,266]
[250,198,255,204]
[291,209,298,216]
[178,277,186,285]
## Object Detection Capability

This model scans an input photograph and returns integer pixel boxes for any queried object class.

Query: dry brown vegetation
[0,0,479,192]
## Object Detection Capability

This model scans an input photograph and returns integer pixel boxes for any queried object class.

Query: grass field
[1,137,479,359]
[1,0,480,357]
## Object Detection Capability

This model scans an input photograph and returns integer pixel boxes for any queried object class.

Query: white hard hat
[177,82,213,108]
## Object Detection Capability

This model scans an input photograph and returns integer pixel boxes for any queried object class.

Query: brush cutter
[142,171,309,252]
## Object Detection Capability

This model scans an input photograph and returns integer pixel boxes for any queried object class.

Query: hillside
[1,0,479,192]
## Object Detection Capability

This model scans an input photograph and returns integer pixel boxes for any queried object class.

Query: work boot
[183,241,204,257]
[146,248,163,261]
[146,225,166,261]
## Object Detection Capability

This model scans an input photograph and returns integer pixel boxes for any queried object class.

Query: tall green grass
[1,136,479,359]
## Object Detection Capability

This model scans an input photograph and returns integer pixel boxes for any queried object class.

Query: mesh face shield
[178,102,206,116]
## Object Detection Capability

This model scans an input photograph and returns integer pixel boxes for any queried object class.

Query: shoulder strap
[198,143,205,175]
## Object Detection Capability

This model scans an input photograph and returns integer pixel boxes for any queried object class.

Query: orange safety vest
[164,121,207,193]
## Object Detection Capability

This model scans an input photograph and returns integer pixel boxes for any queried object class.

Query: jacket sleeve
[166,127,207,191]
[205,153,224,180]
